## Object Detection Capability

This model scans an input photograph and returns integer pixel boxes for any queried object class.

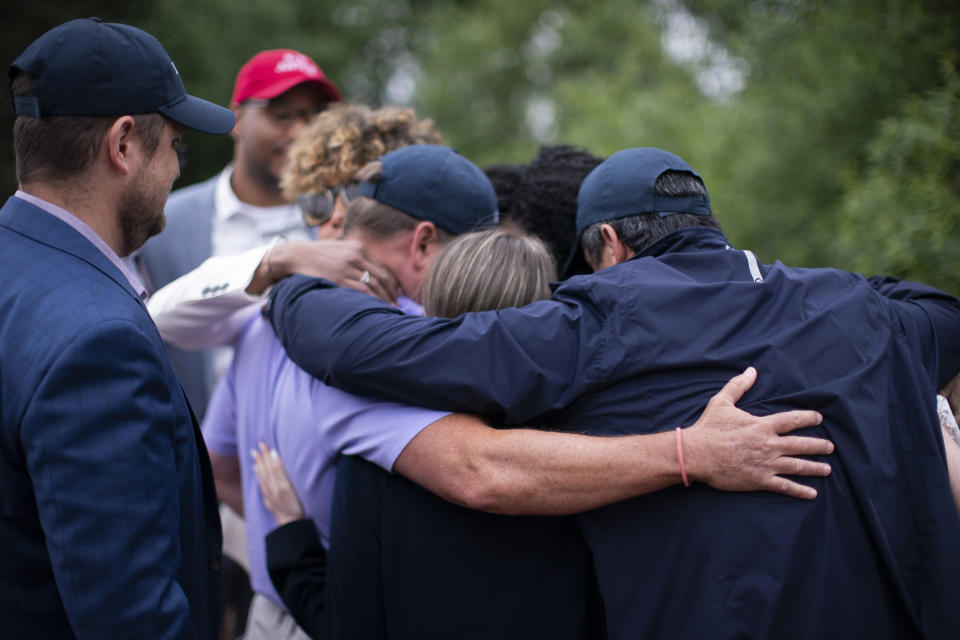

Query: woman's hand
[251,442,305,526]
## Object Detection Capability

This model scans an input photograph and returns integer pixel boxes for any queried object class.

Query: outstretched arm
[149,240,397,350]
[255,369,830,525]
[254,444,331,639]
[868,275,960,387]
[253,370,830,633]
[395,367,831,515]
[267,275,603,423]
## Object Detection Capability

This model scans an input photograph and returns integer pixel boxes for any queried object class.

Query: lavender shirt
[202,316,449,606]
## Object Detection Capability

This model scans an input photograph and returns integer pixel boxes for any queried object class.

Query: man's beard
[243,144,285,196]
[116,172,168,257]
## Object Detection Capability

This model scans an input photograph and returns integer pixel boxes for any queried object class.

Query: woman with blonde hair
[253,227,601,640]
[422,227,556,318]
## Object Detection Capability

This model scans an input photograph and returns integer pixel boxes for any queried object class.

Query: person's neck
[229,165,287,207]
[21,180,121,252]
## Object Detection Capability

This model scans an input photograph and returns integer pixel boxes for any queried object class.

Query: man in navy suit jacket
[0,19,235,638]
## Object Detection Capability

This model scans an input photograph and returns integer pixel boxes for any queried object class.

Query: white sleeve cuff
[147,245,270,349]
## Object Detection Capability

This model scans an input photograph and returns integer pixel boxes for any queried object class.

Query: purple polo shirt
[202,315,449,607]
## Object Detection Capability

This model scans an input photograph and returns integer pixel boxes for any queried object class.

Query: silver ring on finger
[359,270,371,286]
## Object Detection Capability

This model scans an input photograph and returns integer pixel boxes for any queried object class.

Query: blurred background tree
[2,0,958,292]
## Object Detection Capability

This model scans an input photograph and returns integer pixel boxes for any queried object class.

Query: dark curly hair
[487,145,603,274]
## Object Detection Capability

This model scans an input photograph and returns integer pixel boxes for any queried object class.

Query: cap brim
[244,75,342,104]
[159,94,236,135]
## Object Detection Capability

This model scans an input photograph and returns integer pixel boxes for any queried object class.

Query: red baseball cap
[231,49,341,105]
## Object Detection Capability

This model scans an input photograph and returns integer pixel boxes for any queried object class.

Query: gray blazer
[137,175,218,419]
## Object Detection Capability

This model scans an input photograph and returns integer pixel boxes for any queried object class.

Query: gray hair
[580,170,719,266]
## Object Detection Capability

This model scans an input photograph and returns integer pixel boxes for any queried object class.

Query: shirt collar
[214,165,243,224]
[213,165,312,239]
[634,227,733,261]
[14,190,148,301]
[396,295,424,316]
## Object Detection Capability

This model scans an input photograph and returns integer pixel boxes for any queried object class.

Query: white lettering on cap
[274,52,319,77]
[171,61,179,76]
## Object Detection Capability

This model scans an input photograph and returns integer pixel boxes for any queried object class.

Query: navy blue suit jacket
[269,228,960,639]
[0,196,221,639]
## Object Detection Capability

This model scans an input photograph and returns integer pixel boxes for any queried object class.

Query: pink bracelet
[675,427,691,487]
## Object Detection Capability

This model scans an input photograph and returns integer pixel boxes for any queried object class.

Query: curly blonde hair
[281,103,443,199]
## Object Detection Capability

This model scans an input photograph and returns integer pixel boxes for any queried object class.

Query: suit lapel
[0,196,143,305]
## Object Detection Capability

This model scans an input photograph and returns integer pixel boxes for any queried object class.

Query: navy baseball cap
[359,145,499,235]
[10,18,235,135]
[562,147,711,276]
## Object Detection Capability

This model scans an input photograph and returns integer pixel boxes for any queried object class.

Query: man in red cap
[228,50,342,210]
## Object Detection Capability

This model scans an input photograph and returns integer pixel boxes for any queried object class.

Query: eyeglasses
[242,98,324,129]
[298,182,364,227]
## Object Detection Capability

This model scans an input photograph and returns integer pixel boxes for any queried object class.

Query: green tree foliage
[834,61,960,293]
[0,0,437,192]
[3,0,958,294]
[681,0,960,269]
[0,1,157,195]
[136,0,437,187]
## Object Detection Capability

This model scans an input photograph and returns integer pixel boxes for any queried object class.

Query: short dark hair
[12,73,165,185]
[580,170,720,265]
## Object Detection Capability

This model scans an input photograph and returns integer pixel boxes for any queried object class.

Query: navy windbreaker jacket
[269,227,960,639]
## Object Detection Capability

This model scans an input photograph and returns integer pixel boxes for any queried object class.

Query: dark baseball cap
[562,147,711,276]
[359,145,499,235]
[10,18,235,135]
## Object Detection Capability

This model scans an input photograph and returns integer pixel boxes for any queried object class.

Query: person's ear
[229,104,244,142]
[599,223,630,265]
[104,115,138,176]
[410,221,439,270]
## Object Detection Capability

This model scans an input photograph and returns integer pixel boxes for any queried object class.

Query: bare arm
[394,367,832,515]
[254,368,831,520]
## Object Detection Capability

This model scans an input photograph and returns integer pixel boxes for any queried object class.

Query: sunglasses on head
[298,182,364,227]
